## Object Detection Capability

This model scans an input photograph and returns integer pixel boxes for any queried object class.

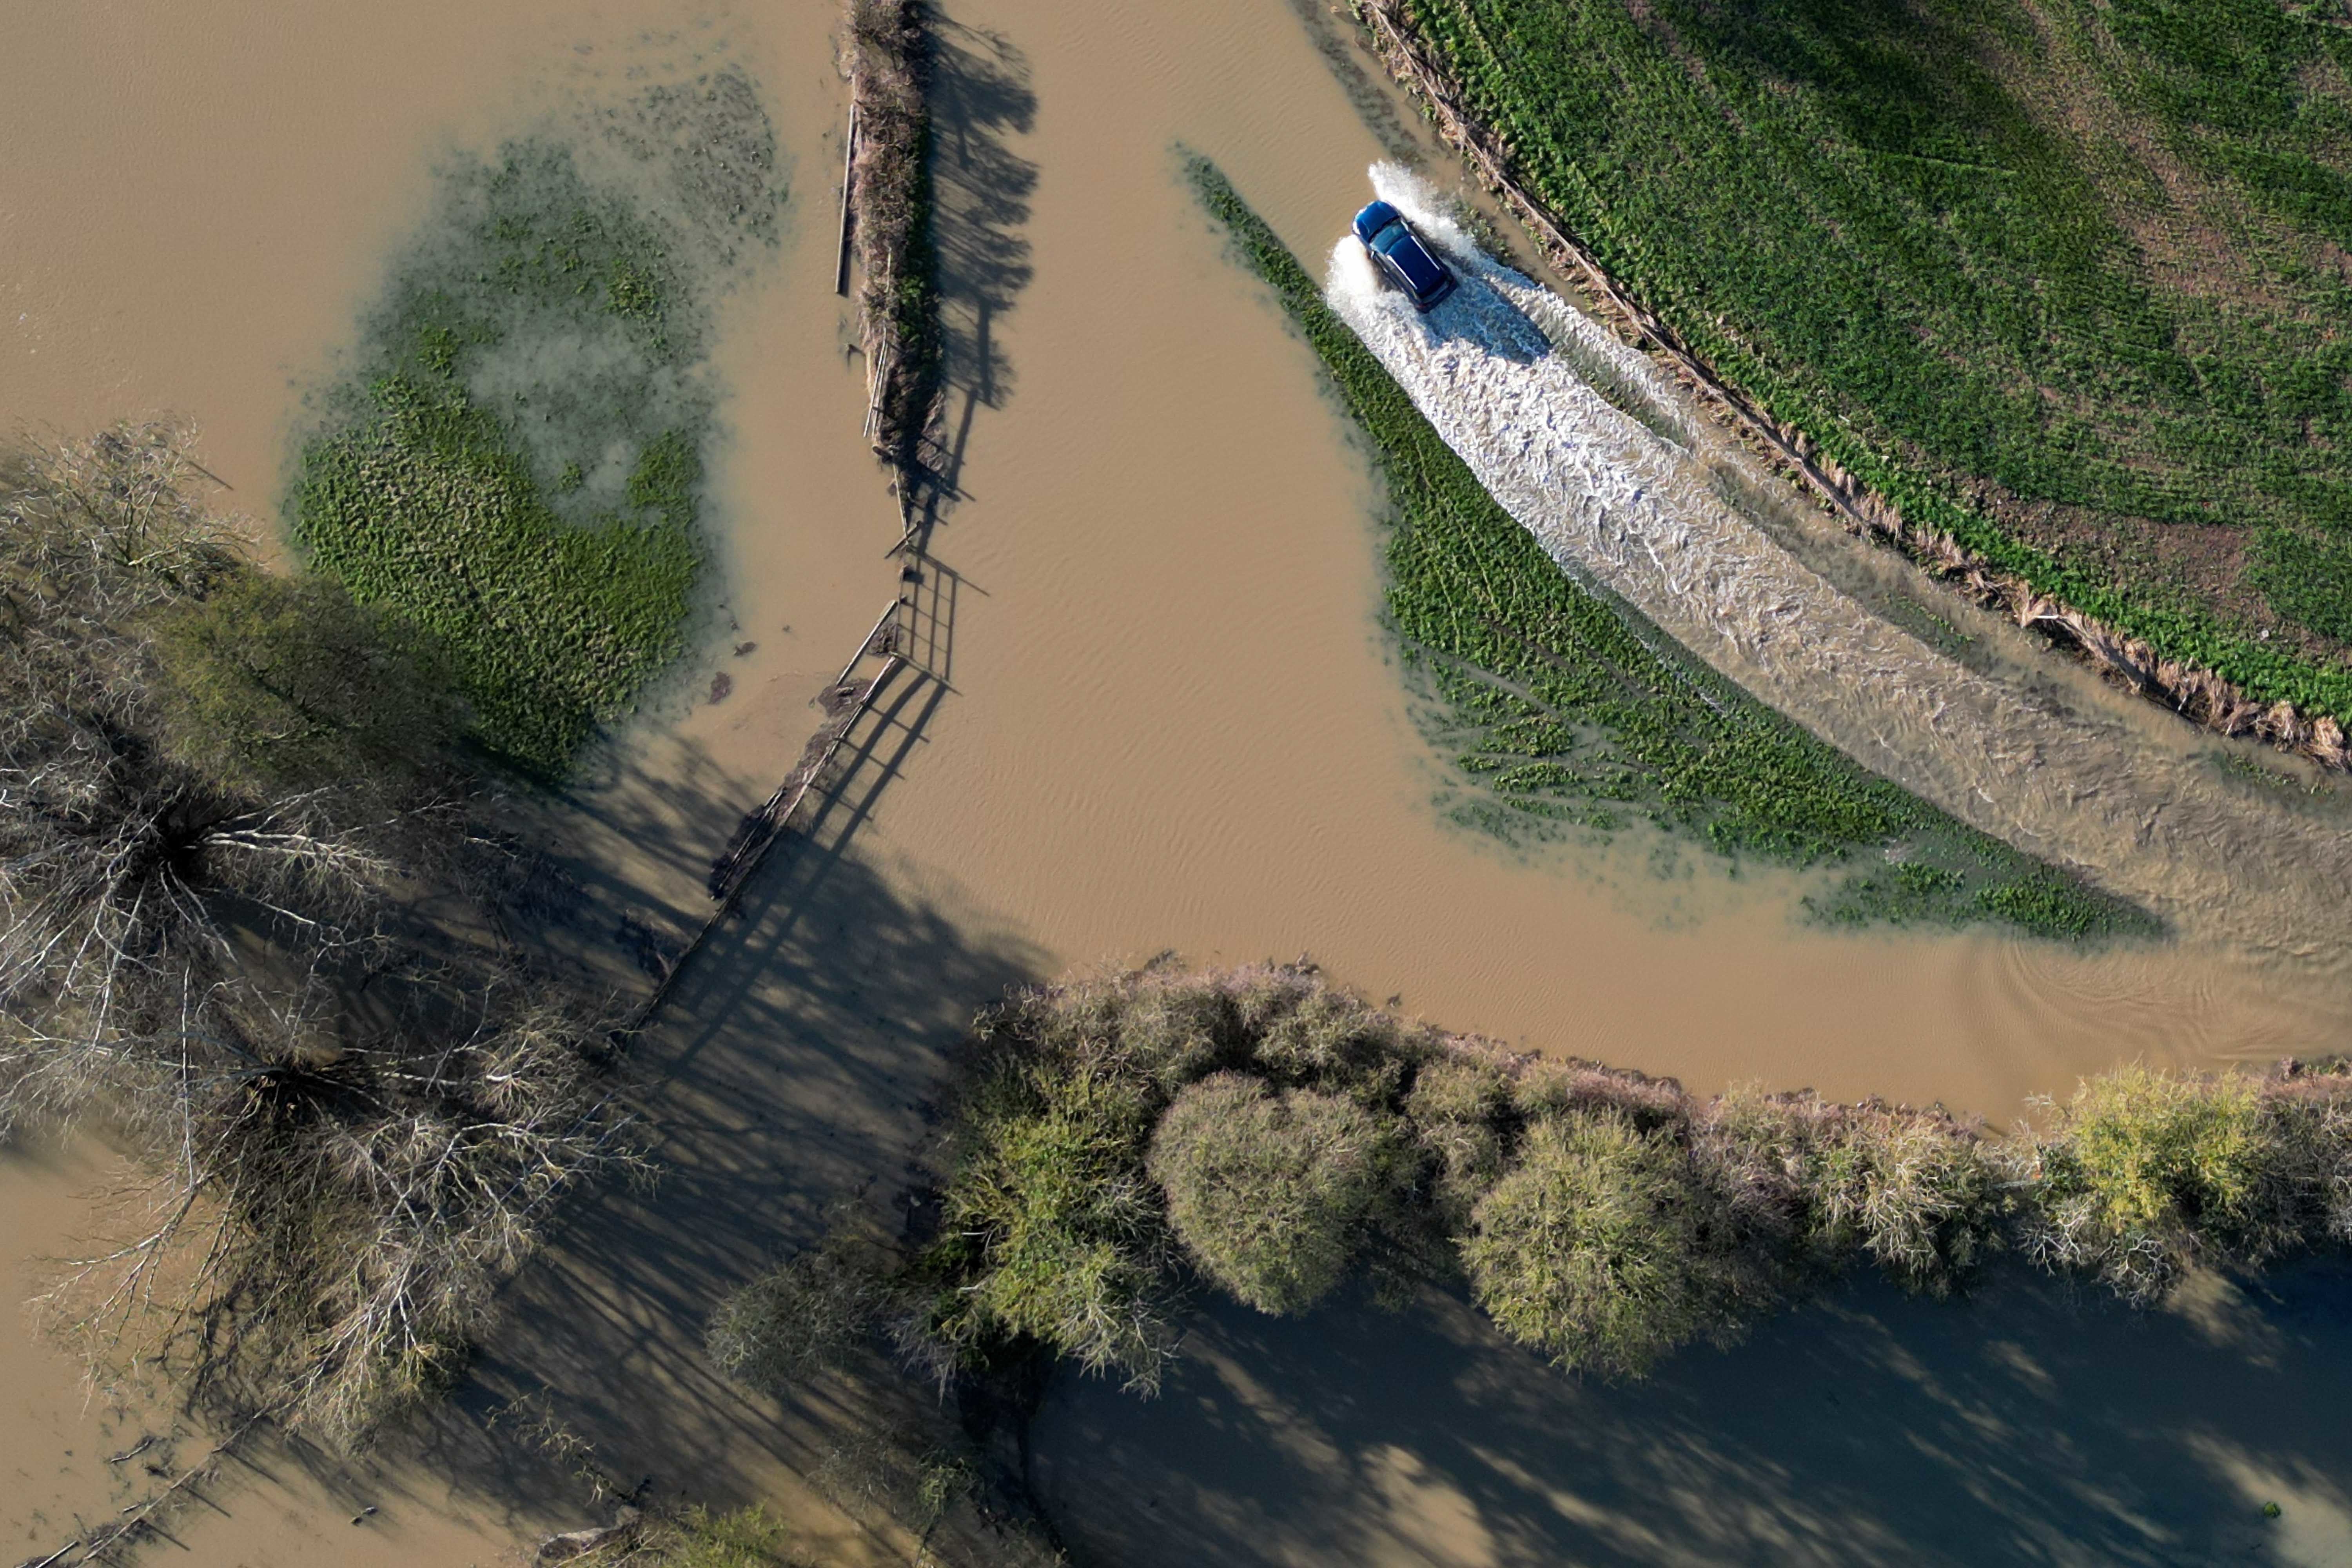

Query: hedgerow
[712,963,2352,1396]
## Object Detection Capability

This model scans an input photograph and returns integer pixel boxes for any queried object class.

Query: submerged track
[1330,166,2352,965]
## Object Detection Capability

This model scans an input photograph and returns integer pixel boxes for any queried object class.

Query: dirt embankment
[1352,0,2351,775]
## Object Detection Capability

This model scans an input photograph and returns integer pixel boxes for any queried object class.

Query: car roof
[1384,232,1449,295]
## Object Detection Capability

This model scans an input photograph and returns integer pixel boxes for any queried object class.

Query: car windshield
[1370,219,1408,251]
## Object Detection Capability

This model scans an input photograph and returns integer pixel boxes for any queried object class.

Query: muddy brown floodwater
[6,0,2352,1563]
[683,0,2347,1117]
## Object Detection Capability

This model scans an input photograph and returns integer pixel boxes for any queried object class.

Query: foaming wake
[1328,163,2352,962]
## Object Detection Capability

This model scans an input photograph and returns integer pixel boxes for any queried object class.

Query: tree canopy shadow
[1033,1260,2352,1566]
[371,692,1042,1531]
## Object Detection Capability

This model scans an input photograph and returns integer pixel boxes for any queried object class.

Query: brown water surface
[674,0,2346,1128]
[5,0,2352,1560]
[0,1142,536,1566]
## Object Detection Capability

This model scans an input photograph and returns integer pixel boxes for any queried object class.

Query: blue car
[1352,200,1455,311]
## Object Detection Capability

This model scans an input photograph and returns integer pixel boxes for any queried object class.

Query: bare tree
[1,425,638,1442]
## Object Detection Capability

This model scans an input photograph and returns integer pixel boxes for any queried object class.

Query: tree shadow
[1034,1260,2352,1565]
[376,555,1023,1531]
[433,724,1043,1521]
[907,12,1038,529]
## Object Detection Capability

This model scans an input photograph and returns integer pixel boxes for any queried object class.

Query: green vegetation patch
[1401,0,2352,727]
[294,87,780,779]
[1186,155,2151,940]
[714,964,2352,1394]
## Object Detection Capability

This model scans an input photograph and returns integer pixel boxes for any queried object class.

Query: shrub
[1242,982,1421,1098]
[913,964,2349,1401]
[1811,1114,2009,1296]
[1148,1073,1394,1314]
[1699,1089,2008,1296]
[2020,1065,2337,1300]
[1404,1055,1516,1226]
[928,1049,1175,1390]
[707,1236,891,1387]
[1462,1113,1741,1377]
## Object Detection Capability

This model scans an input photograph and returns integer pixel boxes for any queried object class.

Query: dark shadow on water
[356,4,1042,1532]
[909,15,1038,530]
[1035,1262,2352,1565]
[434,720,1042,1515]
[405,550,1031,1520]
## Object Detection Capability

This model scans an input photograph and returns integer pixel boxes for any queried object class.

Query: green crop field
[1401,0,2352,729]
[1189,155,2152,939]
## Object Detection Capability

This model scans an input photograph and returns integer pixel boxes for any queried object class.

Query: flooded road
[1332,165,2352,967]
[6,0,2340,1137]
[4,0,2352,1559]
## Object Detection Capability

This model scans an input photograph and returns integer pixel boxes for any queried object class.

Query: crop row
[1403,0,2352,724]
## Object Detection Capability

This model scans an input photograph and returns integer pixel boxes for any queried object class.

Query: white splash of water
[1330,162,2352,958]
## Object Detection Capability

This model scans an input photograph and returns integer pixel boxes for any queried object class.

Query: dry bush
[0,426,632,1441]
[925,1024,1177,1391]
[1403,1054,1514,1228]
[1148,1072,1394,1314]
[554,1504,802,1567]
[1698,1088,2008,1296]
[706,1234,892,1386]
[1461,1112,1747,1378]
[2018,1064,2352,1303]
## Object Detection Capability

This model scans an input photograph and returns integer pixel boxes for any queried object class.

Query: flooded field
[5,0,2352,1562]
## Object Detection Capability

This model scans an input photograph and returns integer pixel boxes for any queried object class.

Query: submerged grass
[1186,155,2151,940]
[295,99,779,779]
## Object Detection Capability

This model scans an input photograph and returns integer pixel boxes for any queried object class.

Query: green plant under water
[1185,154,2152,940]
[292,138,748,779]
